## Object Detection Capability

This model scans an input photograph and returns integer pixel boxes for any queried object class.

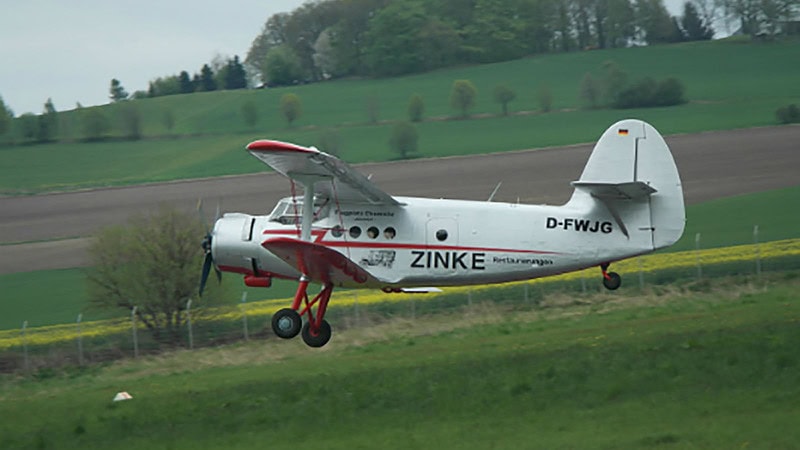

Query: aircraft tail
[567,119,685,250]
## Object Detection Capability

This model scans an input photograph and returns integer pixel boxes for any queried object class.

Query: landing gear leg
[600,263,621,290]
[271,276,335,347]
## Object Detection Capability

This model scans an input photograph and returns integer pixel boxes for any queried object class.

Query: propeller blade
[199,251,213,296]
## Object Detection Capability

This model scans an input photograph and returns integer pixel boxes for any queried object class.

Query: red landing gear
[271,276,334,347]
[600,263,621,290]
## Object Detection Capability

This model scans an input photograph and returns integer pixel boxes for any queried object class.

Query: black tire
[603,272,622,290]
[271,308,301,339]
[301,320,332,348]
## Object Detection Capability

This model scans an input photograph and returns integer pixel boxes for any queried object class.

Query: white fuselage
[212,194,654,289]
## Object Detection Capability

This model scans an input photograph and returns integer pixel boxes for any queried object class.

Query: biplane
[199,119,685,347]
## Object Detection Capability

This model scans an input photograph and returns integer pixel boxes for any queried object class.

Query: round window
[384,227,396,239]
[331,225,344,238]
[367,226,379,239]
[436,229,448,241]
[349,226,361,238]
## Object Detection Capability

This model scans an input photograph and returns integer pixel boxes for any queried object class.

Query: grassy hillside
[1,275,798,449]
[1,39,799,194]
[1,185,798,330]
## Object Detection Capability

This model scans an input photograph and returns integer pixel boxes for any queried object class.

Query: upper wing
[247,140,402,206]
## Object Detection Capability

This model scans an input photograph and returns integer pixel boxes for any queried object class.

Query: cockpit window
[268,197,330,225]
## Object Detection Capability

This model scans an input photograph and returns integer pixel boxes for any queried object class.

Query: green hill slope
[2,39,799,194]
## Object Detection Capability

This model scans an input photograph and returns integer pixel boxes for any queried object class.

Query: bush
[612,76,686,109]
[776,104,800,124]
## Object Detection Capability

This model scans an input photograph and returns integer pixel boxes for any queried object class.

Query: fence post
[754,225,762,279]
[21,320,29,374]
[638,257,645,290]
[353,292,359,326]
[186,299,194,350]
[76,313,84,366]
[695,232,702,279]
[241,292,249,341]
[131,306,139,358]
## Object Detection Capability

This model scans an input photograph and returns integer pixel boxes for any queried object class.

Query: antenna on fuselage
[487,181,503,202]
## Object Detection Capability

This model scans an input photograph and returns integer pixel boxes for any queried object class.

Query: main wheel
[272,308,302,339]
[301,320,332,348]
[603,272,622,290]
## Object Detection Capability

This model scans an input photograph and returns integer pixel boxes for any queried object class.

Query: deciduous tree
[280,93,302,127]
[162,109,176,133]
[317,128,342,155]
[263,45,304,86]
[118,102,142,140]
[537,84,554,112]
[87,207,227,343]
[389,121,418,159]
[241,101,258,128]
[18,113,38,141]
[493,85,516,116]
[450,79,478,118]
[408,94,425,122]
[579,73,600,109]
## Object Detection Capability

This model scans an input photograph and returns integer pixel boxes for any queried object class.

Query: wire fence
[2,235,799,376]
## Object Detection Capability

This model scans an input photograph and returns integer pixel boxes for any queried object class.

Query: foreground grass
[0,276,798,449]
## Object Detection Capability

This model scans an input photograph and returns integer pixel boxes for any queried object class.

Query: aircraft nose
[210,213,256,272]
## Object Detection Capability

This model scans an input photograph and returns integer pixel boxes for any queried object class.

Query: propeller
[198,199,222,296]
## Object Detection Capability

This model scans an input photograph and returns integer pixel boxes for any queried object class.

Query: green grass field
[1,39,799,194]
[1,185,797,331]
[1,274,798,449]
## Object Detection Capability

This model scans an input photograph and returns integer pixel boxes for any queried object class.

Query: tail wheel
[603,272,622,290]
[301,320,332,348]
[272,308,302,339]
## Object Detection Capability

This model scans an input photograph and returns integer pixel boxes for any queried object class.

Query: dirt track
[1,125,798,274]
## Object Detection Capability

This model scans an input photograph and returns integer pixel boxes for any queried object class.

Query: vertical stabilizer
[569,119,685,250]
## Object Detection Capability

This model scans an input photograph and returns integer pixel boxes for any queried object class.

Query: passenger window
[367,226,379,239]
[331,225,344,238]
[384,227,396,239]
[349,226,361,239]
[436,229,448,241]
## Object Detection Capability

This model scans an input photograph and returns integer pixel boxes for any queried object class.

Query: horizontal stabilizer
[571,181,656,200]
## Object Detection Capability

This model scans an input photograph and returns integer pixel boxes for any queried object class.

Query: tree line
[244,0,796,86]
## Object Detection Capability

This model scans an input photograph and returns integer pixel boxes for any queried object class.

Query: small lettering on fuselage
[410,250,485,270]
[546,217,612,233]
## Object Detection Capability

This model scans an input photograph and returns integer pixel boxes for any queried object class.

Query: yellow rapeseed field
[1,238,797,351]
